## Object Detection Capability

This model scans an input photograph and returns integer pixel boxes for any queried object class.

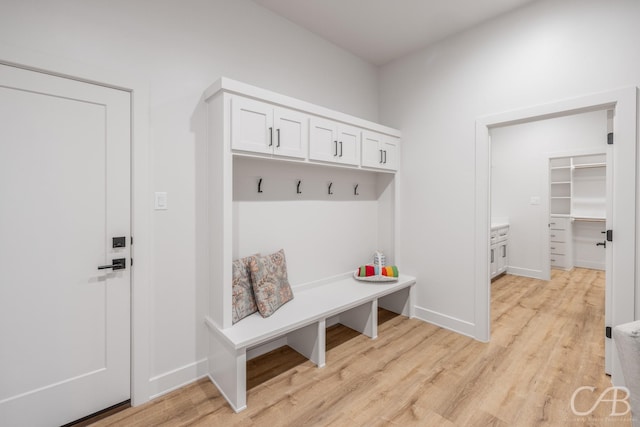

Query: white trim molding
[504,267,545,281]
[148,359,209,401]
[414,305,476,339]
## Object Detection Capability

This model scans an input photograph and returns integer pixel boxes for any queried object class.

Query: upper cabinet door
[309,117,338,163]
[231,97,273,154]
[274,107,308,159]
[381,137,398,171]
[361,131,398,171]
[362,132,398,171]
[310,117,361,166]
[361,131,384,168]
[337,124,360,166]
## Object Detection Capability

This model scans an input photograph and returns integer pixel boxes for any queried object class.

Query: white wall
[0,0,379,399]
[379,0,640,334]
[491,110,607,278]
[233,156,384,286]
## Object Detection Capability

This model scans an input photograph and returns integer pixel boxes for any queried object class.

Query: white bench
[205,273,416,412]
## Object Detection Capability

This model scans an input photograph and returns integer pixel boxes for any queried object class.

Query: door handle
[334,141,338,156]
[596,241,607,248]
[98,258,126,270]
[269,127,273,147]
[339,141,343,157]
[276,128,280,147]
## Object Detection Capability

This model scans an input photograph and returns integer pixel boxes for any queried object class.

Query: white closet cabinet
[549,217,572,270]
[362,131,398,171]
[231,96,308,159]
[496,235,508,276]
[548,154,606,270]
[490,246,497,277]
[309,117,360,166]
[490,225,509,279]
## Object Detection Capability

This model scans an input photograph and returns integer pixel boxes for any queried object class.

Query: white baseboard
[575,260,605,270]
[148,358,209,400]
[506,266,546,280]
[414,305,476,339]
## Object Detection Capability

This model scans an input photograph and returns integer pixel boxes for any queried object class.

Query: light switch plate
[155,192,168,210]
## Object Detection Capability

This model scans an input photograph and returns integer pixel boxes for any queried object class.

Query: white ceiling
[253,0,539,65]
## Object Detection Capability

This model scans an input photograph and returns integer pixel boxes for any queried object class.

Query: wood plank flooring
[93,268,631,426]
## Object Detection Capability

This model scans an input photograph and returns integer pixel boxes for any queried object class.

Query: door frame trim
[0,44,151,405]
[474,87,637,385]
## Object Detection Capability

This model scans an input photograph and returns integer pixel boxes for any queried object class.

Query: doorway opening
[474,87,637,386]
[489,109,612,373]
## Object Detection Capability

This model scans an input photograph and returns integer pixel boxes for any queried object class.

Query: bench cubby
[205,274,415,412]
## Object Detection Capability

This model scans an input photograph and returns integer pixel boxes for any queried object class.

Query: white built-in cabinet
[549,154,606,270]
[206,77,402,328]
[490,224,509,279]
[362,131,398,171]
[231,96,308,159]
[204,77,404,412]
[228,88,399,171]
[549,217,572,270]
[309,117,360,166]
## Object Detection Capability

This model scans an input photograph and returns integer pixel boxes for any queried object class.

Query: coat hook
[296,180,302,194]
[258,178,263,193]
[328,182,333,195]
[354,184,359,196]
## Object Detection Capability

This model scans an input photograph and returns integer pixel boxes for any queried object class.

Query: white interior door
[0,63,131,426]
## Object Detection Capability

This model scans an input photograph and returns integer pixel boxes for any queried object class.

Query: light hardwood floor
[93,268,631,426]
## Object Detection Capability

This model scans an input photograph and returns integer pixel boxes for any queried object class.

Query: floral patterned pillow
[232,255,258,324]
[249,249,294,317]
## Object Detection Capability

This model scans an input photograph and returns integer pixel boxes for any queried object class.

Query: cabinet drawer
[549,217,569,230]
[496,227,509,242]
[550,254,568,268]
[549,229,567,242]
[549,242,567,255]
